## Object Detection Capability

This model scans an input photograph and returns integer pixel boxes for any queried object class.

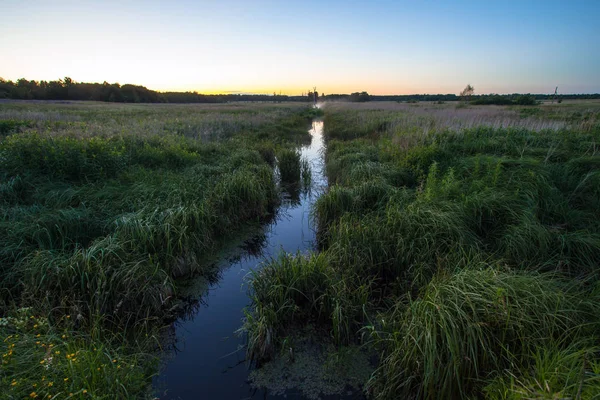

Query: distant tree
[514,94,537,106]
[460,84,474,101]
[0,77,11,98]
[63,77,74,99]
[349,91,370,102]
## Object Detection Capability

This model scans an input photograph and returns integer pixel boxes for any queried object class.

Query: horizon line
[1,76,599,97]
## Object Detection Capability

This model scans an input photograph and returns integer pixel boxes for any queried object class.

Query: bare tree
[460,84,474,101]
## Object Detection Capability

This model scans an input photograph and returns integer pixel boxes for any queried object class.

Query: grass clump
[243,252,371,362]
[277,148,302,184]
[369,268,596,399]
[484,340,600,399]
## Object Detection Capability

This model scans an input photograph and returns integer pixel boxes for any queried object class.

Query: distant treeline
[0,77,304,103]
[1,77,598,104]
[326,92,600,104]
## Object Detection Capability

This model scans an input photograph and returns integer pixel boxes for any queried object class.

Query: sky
[1,0,599,95]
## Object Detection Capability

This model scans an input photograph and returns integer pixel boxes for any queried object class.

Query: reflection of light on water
[157,118,330,399]
[301,120,327,193]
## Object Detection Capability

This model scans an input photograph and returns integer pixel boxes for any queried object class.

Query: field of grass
[243,100,600,398]
[2,99,600,399]
[0,101,319,398]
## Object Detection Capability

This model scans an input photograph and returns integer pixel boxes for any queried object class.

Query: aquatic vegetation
[277,148,302,184]
[300,157,312,187]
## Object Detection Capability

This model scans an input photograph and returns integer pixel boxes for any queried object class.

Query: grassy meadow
[0,100,318,399]
[2,98,600,399]
[243,100,600,398]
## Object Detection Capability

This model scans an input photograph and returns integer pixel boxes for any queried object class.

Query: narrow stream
[155,119,326,399]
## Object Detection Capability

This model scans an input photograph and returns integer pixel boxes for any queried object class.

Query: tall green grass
[277,149,301,184]
[484,339,600,399]
[0,102,318,397]
[368,268,597,398]
[243,252,371,362]
[0,307,158,399]
[244,103,600,398]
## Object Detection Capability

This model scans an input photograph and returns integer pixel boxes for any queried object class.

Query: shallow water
[155,120,327,399]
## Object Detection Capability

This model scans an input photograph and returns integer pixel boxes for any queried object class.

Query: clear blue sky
[1,0,599,94]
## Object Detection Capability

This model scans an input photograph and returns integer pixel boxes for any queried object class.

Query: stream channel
[155,119,329,399]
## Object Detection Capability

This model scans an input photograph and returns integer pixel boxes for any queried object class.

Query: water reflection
[155,120,326,399]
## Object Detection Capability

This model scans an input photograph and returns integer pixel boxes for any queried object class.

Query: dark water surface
[155,120,327,399]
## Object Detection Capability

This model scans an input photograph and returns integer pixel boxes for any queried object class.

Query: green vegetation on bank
[0,102,316,398]
[243,102,600,398]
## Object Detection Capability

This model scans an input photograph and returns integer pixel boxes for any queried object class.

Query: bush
[514,94,538,106]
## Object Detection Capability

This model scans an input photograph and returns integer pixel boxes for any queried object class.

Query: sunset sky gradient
[1,0,599,95]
